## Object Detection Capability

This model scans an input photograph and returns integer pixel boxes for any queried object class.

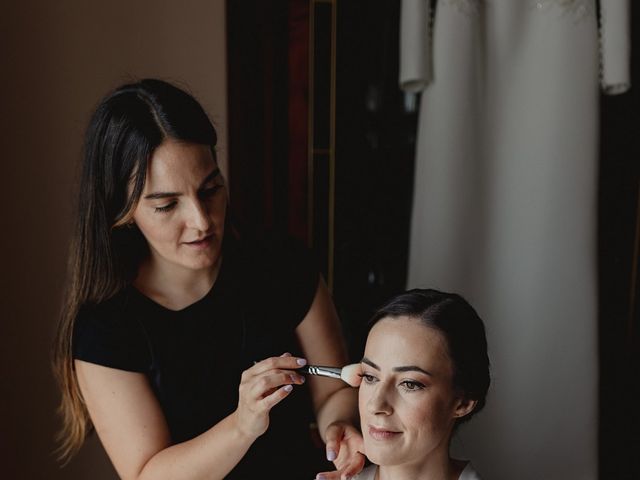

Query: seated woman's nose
[368,388,393,415]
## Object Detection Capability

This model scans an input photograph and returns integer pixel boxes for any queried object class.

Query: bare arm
[295,278,364,478]
[75,354,305,480]
[296,278,357,432]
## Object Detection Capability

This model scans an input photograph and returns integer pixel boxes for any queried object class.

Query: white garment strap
[399,0,433,92]
[600,0,631,94]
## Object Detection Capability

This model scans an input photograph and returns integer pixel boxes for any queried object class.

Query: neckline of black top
[127,239,238,315]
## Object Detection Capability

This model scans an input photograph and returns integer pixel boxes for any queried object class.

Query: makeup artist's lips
[183,234,214,249]
[368,425,402,441]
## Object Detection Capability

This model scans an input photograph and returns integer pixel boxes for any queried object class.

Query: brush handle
[297,365,342,380]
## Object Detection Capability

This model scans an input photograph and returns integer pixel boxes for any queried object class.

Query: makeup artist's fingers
[318,422,365,480]
[245,353,307,378]
[323,422,344,465]
[335,449,365,480]
[315,464,363,480]
[247,370,305,399]
[234,354,307,438]
[314,470,341,480]
[315,450,365,480]
[260,384,294,409]
[236,370,301,439]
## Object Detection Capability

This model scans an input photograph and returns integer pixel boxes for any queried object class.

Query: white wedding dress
[400,1,630,479]
[353,462,482,480]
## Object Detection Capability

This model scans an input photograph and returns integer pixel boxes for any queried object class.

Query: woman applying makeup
[53,79,363,479]
[353,289,490,480]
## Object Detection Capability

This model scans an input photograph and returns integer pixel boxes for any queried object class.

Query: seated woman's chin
[365,449,397,467]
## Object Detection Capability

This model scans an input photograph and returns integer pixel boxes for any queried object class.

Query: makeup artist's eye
[358,373,378,384]
[399,380,425,392]
[200,185,223,198]
[155,201,177,213]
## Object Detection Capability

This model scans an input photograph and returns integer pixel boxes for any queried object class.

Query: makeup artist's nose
[367,383,393,416]
[186,198,212,232]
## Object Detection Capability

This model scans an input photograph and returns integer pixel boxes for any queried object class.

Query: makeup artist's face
[131,139,227,273]
[359,317,468,468]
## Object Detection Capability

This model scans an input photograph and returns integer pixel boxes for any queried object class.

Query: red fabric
[287,0,310,243]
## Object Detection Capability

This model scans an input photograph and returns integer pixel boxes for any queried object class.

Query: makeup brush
[297,363,362,387]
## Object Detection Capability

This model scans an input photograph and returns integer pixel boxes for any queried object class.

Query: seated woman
[354,289,490,480]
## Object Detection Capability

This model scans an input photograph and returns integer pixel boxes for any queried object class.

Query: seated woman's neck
[377,454,466,480]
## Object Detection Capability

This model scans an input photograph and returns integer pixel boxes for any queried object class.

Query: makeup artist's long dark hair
[370,289,490,424]
[52,79,219,462]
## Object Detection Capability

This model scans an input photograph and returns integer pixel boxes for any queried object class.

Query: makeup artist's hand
[234,353,307,440]
[316,421,365,480]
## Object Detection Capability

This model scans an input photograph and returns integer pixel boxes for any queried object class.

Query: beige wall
[0,2,227,478]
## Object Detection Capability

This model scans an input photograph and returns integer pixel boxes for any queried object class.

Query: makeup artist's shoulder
[352,465,377,480]
[75,287,136,326]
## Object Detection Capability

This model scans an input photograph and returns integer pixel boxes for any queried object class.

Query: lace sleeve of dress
[599,0,631,95]
[399,0,433,92]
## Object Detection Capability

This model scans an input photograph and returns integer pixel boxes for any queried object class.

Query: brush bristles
[340,363,363,387]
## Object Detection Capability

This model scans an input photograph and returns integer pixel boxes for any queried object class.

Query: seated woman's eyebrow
[361,357,380,370]
[362,357,432,377]
[392,365,432,376]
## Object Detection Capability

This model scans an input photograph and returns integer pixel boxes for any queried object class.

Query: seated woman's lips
[368,425,401,441]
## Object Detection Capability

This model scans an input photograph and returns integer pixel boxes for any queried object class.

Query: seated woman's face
[359,316,467,467]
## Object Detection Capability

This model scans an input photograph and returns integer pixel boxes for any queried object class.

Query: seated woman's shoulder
[352,462,482,480]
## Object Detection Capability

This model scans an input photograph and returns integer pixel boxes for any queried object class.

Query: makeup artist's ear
[453,396,477,419]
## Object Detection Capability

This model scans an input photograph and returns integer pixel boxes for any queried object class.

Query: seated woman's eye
[359,373,377,384]
[400,380,425,391]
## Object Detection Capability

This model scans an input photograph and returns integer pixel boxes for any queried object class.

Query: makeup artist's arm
[75,355,306,480]
[296,279,365,479]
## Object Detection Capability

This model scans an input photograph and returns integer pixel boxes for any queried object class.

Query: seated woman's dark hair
[369,288,490,424]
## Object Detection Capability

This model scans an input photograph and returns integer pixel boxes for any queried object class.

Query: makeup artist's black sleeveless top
[73,234,331,478]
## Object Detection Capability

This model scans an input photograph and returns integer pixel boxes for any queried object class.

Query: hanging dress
[400,1,630,479]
